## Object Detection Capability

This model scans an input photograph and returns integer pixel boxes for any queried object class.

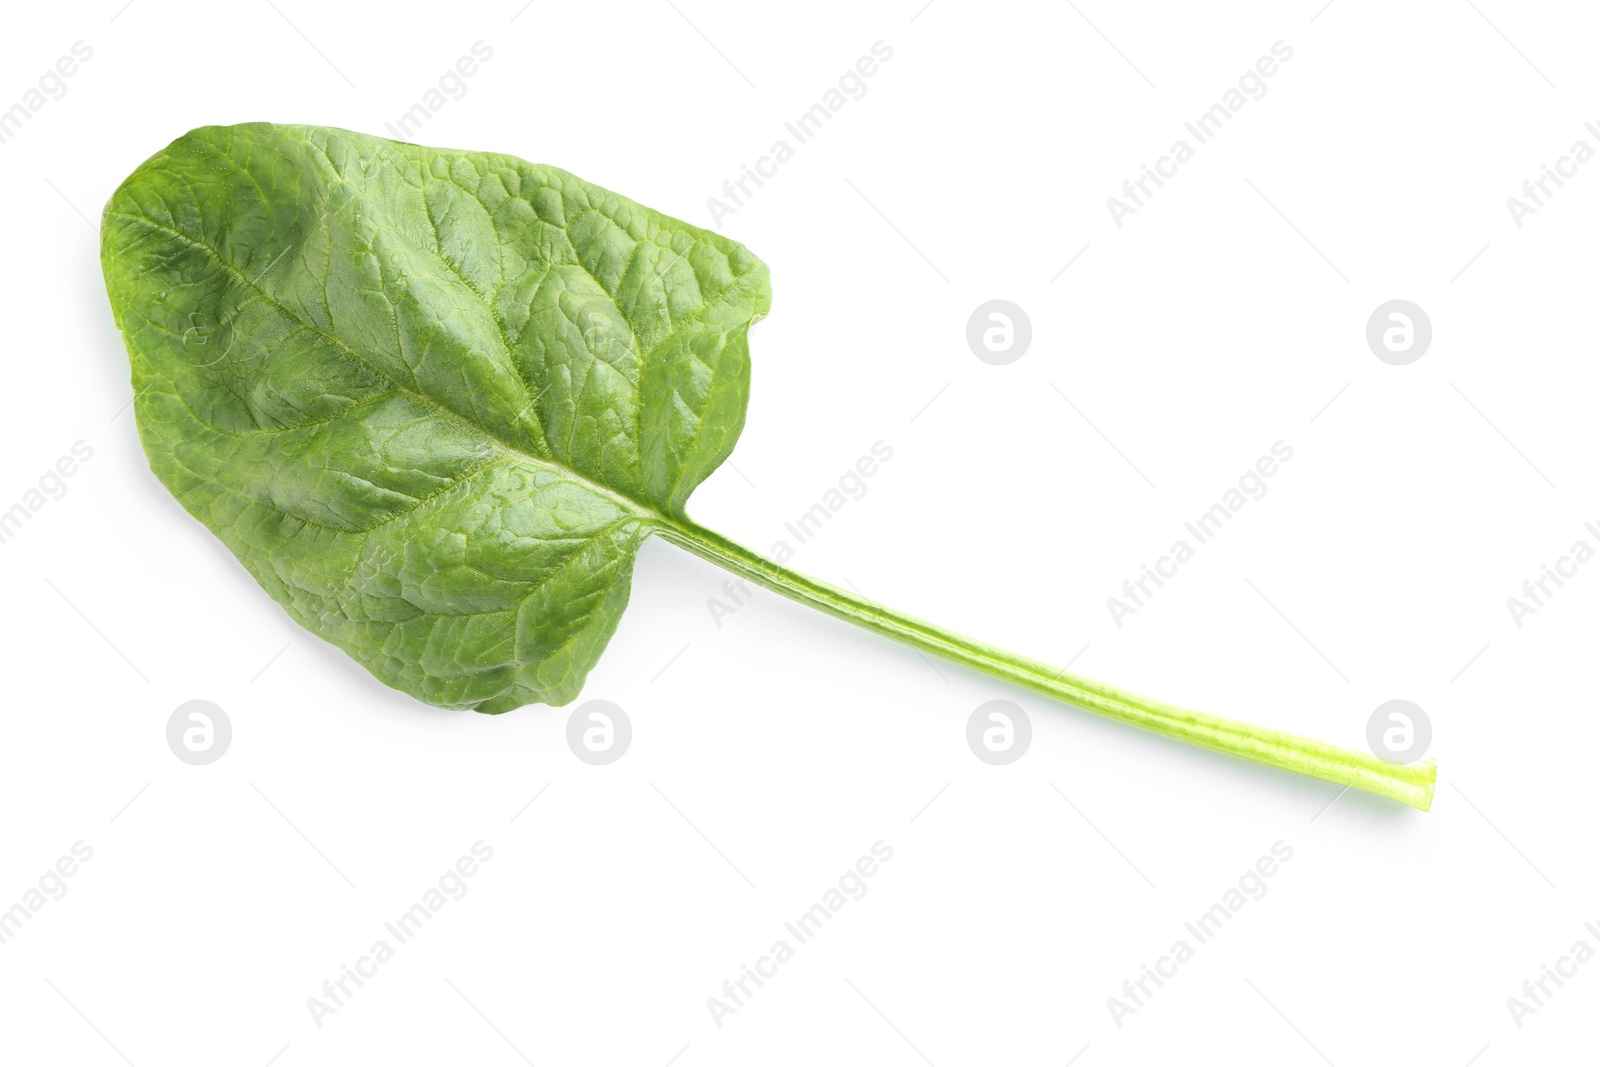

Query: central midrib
[109,211,670,528]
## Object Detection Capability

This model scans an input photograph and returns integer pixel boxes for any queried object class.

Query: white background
[2,1,1596,1064]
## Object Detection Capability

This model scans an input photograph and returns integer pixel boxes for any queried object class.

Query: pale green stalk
[660,520,1436,812]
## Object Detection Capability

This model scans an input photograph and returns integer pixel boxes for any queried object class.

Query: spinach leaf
[102,123,1435,809]
[102,123,765,712]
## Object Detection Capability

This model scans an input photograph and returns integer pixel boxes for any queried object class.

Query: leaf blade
[102,122,770,710]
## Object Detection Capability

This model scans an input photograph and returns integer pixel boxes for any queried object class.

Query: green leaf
[102,122,769,711]
[103,123,1435,810]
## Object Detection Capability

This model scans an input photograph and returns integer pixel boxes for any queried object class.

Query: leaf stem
[659,519,1435,811]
